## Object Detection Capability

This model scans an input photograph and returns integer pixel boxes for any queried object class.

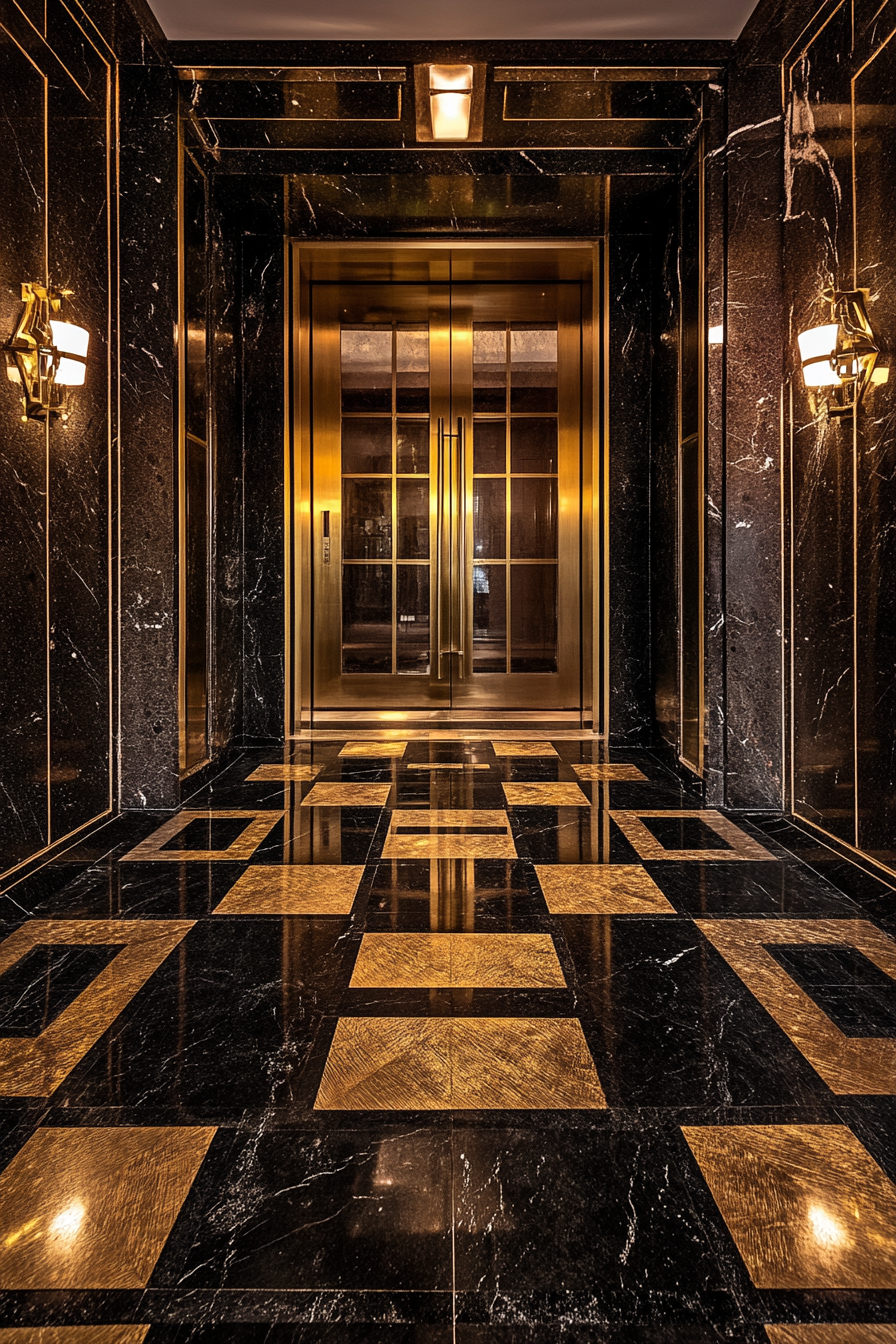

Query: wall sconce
[707,325,724,345]
[4,282,89,421]
[429,65,473,140]
[797,289,879,417]
[414,63,485,143]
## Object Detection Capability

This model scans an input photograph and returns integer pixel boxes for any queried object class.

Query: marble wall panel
[854,36,896,868]
[46,3,113,840]
[723,59,785,810]
[650,181,681,754]
[241,225,286,744]
[608,209,654,744]
[0,27,49,874]
[117,61,180,807]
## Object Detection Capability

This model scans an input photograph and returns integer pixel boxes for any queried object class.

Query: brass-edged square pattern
[492,741,558,757]
[315,1016,606,1110]
[122,810,283,862]
[572,763,647,782]
[0,920,194,1096]
[697,918,896,1094]
[0,1329,152,1342]
[246,763,323,781]
[0,1126,215,1289]
[503,782,590,807]
[381,809,517,859]
[536,864,676,914]
[339,741,408,758]
[682,1124,896,1289]
[611,810,774,861]
[214,865,365,915]
[301,782,392,807]
[349,932,566,988]
[765,1327,896,1343]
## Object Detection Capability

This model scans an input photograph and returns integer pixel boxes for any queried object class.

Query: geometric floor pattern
[0,737,893,1338]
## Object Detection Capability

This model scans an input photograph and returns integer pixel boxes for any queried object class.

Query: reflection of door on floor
[311,282,581,711]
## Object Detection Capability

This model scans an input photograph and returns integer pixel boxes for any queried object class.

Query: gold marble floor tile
[381,809,517,859]
[315,1016,606,1109]
[340,741,408,757]
[214,864,364,915]
[682,1124,896,1289]
[122,810,283,862]
[301,782,392,807]
[0,920,193,1096]
[572,763,647,782]
[349,932,566,988]
[503,782,590,807]
[696,919,896,1094]
[0,1126,215,1289]
[0,1329,151,1343]
[536,864,676,914]
[765,1327,896,1343]
[492,741,558,757]
[611,809,774,861]
[246,763,323,781]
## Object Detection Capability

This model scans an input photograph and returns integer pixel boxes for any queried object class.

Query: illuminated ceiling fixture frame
[797,288,881,418]
[414,62,485,142]
[4,282,89,422]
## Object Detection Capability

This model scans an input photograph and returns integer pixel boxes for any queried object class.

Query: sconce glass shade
[707,324,724,345]
[797,323,841,387]
[50,320,89,386]
[429,64,473,140]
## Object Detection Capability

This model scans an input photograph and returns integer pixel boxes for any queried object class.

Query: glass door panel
[311,281,580,712]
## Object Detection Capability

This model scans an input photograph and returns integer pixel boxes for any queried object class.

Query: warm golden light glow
[429,64,473,140]
[797,323,841,387]
[808,1203,845,1249]
[50,1200,86,1241]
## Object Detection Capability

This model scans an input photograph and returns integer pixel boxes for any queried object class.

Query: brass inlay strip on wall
[177,66,406,82]
[494,66,720,82]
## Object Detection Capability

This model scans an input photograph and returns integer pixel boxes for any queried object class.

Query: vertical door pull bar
[436,418,445,679]
[455,415,466,676]
[322,509,331,565]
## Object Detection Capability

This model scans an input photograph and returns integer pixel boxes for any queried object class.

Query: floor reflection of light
[49,1201,85,1242]
[808,1203,844,1249]
[3,1217,37,1248]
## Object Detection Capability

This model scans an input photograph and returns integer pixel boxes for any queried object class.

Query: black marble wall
[0,0,122,878]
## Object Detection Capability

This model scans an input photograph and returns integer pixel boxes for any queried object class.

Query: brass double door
[312,281,581,712]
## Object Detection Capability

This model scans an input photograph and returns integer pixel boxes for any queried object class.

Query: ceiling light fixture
[4,283,89,421]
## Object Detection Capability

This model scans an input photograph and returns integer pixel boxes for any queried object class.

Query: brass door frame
[287,240,604,732]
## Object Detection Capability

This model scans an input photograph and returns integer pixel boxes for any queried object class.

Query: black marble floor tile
[363,859,550,931]
[51,917,357,1117]
[511,808,643,863]
[452,1126,738,1320]
[158,1125,453,1292]
[250,809,382,866]
[646,860,863,917]
[558,916,834,1107]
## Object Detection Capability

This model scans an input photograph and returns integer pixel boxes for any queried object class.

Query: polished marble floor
[0,738,894,1340]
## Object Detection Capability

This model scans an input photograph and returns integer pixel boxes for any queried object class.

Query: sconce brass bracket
[824,287,880,418]
[4,282,72,421]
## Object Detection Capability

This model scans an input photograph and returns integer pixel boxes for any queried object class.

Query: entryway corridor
[0,736,893,1339]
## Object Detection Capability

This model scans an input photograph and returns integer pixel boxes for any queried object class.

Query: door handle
[321,509,330,566]
[436,417,466,677]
